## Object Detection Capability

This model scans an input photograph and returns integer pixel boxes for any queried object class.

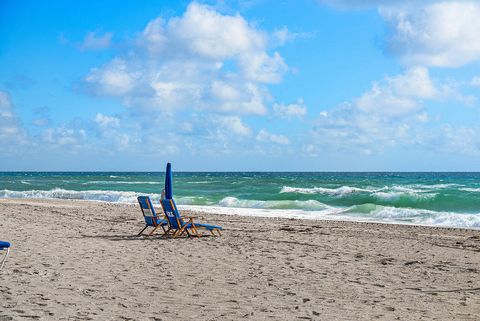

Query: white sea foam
[180,204,341,220]
[186,181,212,184]
[218,196,331,211]
[280,185,375,196]
[180,204,480,228]
[413,183,461,189]
[459,187,480,193]
[1,188,479,229]
[372,191,437,201]
[281,185,436,201]
[0,188,161,204]
[341,205,480,229]
[81,181,161,185]
[390,186,426,193]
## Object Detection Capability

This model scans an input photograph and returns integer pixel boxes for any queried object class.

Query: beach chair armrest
[184,215,205,220]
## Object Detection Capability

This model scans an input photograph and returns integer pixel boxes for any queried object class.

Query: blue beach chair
[160,198,222,237]
[0,241,10,271]
[137,196,169,236]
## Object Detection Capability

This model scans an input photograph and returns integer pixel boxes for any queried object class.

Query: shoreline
[1,196,480,231]
[181,204,480,232]
[1,198,479,320]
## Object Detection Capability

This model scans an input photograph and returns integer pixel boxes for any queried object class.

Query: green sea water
[1,172,480,228]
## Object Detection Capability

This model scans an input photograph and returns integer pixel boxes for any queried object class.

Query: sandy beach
[0,198,479,320]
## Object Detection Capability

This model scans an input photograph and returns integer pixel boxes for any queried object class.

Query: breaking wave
[459,187,480,193]
[218,196,331,211]
[0,188,161,204]
[280,185,375,196]
[2,183,480,229]
[341,204,480,228]
[81,181,161,185]
[281,185,438,202]
[372,191,437,201]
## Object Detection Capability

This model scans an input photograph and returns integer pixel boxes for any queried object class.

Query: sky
[1,0,480,171]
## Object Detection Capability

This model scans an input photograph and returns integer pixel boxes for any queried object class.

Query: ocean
[1,172,480,229]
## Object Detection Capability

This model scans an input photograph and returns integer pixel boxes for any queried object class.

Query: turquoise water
[1,172,480,228]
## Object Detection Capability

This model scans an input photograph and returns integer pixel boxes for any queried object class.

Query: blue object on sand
[165,162,173,199]
[0,241,10,270]
[137,196,168,236]
[160,198,222,237]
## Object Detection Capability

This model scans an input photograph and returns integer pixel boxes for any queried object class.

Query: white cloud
[471,76,480,87]
[357,84,420,117]
[84,2,287,115]
[41,126,86,146]
[322,1,480,68]
[85,58,139,96]
[381,1,480,67]
[309,67,479,154]
[273,99,307,119]
[272,27,298,46]
[91,114,142,151]
[355,67,438,117]
[256,129,290,145]
[0,91,12,116]
[302,144,317,156]
[80,31,113,50]
[416,111,429,122]
[0,91,24,143]
[436,125,480,155]
[94,113,120,128]
[212,116,251,137]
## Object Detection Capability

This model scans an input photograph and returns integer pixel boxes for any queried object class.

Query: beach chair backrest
[137,196,159,226]
[160,198,183,230]
[0,241,10,271]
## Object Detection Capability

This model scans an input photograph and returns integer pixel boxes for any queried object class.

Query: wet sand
[0,198,479,320]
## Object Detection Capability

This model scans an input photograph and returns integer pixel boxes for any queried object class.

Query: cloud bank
[381,1,480,67]
[84,2,287,116]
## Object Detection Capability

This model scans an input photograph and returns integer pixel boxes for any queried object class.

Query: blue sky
[1,0,480,171]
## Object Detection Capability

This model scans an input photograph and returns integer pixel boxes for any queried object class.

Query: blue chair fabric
[160,198,222,237]
[0,240,10,271]
[137,196,168,236]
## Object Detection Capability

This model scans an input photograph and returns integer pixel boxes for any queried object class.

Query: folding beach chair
[0,241,10,271]
[137,196,169,236]
[160,198,222,238]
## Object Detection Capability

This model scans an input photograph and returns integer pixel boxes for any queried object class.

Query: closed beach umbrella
[165,162,173,199]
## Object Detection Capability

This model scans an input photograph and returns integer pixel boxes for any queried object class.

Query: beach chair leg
[176,224,190,238]
[149,225,161,236]
[189,225,199,237]
[172,229,182,238]
[137,225,148,236]
[162,227,172,238]
[186,218,200,237]
[0,248,10,271]
[216,229,222,236]
[181,228,190,238]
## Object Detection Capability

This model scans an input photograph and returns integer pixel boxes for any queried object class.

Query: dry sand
[0,198,479,320]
